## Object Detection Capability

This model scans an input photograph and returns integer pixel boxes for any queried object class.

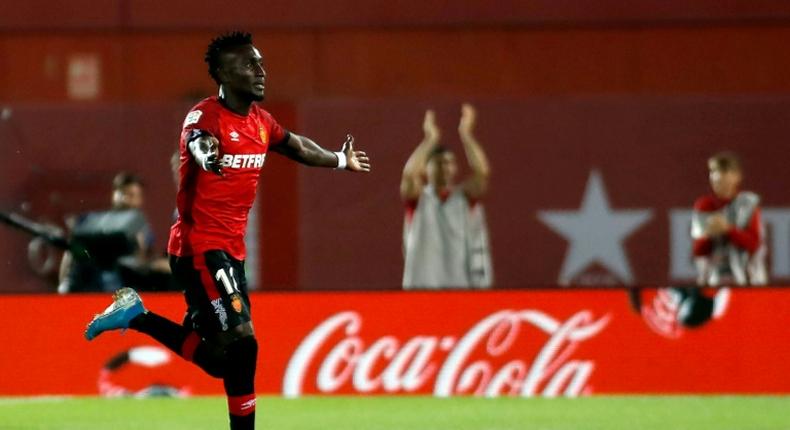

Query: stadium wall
[3,96,790,292]
[4,17,790,102]
[7,0,790,30]
[0,288,787,396]
[3,3,790,291]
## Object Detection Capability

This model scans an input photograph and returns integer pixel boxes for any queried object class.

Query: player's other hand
[458,103,476,137]
[342,134,371,173]
[193,136,223,176]
[423,109,440,143]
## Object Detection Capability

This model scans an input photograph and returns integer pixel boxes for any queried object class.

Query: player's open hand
[342,134,371,172]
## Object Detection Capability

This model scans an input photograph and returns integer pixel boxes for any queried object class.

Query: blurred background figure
[110,172,146,212]
[58,172,172,293]
[691,152,767,286]
[401,104,493,289]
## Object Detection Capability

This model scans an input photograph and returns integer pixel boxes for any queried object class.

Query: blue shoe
[85,287,146,341]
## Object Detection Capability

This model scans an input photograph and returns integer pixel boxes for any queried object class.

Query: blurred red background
[2,1,790,291]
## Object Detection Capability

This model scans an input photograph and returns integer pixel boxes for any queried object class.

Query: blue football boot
[85,287,146,341]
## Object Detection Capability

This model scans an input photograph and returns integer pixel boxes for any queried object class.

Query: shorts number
[215,268,240,295]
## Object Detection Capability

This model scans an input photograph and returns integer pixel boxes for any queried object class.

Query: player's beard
[249,90,265,102]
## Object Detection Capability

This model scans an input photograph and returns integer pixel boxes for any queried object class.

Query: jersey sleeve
[181,104,221,141]
[727,207,762,254]
[259,109,290,147]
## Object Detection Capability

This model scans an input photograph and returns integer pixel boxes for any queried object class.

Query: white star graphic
[537,170,652,284]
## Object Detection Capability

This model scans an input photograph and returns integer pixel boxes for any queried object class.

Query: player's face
[709,163,741,199]
[220,45,266,102]
[427,151,458,187]
[112,184,144,210]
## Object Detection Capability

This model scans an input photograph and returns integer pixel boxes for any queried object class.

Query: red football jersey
[168,97,288,260]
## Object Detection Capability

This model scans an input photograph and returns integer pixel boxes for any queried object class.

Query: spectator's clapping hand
[458,103,476,138]
[423,110,440,144]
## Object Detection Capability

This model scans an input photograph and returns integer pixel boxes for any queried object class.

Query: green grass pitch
[1,396,788,430]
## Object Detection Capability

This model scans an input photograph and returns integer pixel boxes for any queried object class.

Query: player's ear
[215,53,233,85]
[216,66,231,86]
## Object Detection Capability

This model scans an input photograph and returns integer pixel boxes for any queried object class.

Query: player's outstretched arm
[272,133,371,172]
[458,103,491,199]
[401,110,440,201]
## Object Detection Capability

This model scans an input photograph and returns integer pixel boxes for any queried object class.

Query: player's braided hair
[205,31,254,84]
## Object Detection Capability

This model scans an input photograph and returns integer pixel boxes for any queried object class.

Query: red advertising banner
[0,288,788,396]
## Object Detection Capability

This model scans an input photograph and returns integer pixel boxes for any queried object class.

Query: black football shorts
[170,250,252,337]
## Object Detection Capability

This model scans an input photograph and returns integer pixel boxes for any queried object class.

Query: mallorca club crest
[259,127,268,145]
[230,293,244,314]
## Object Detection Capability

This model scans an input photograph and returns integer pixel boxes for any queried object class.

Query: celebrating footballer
[84,31,371,430]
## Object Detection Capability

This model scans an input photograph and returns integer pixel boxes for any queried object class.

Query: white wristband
[334,151,347,170]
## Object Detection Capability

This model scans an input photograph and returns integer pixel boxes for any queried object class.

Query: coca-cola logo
[283,309,610,398]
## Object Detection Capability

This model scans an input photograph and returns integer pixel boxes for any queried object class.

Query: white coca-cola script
[283,309,610,398]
